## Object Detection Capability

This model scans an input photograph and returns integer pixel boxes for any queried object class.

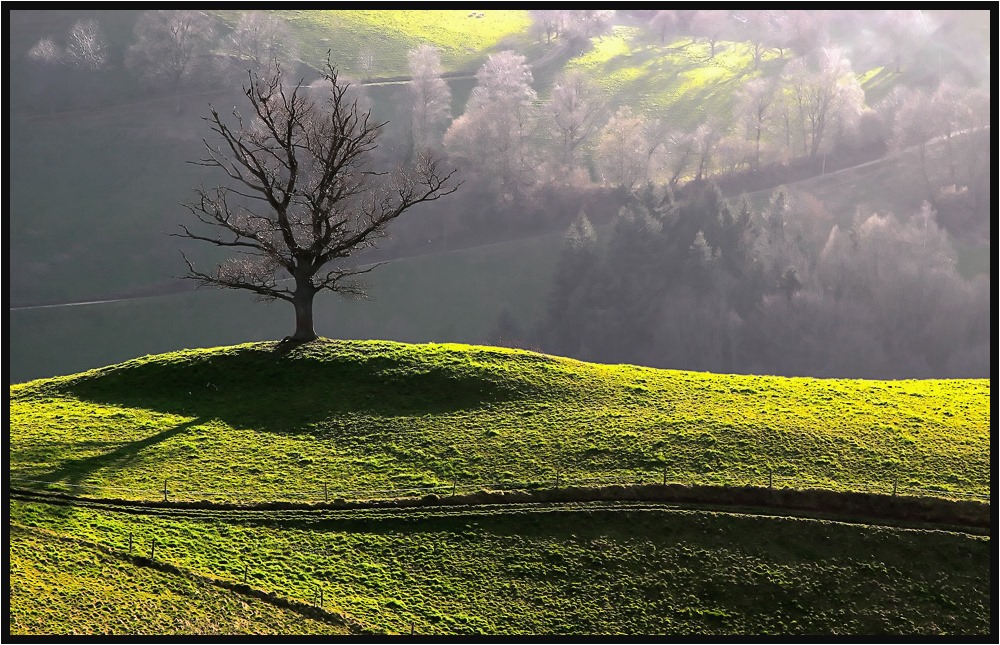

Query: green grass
[8,523,350,635]
[9,500,991,635]
[213,9,533,77]
[565,29,833,132]
[10,340,989,502]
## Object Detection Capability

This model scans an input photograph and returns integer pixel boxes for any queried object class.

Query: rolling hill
[8,340,992,635]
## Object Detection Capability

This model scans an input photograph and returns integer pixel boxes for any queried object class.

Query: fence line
[8,469,991,505]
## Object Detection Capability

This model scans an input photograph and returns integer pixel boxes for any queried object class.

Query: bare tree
[650,10,678,43]
[177,62,459,341]
[530,10,567,44]
[227,11,297,77]
[549,70,605,170]
[64,19,110,70]
[735,77,778,170]
[445,51,537,198]
[357,47,376,81]
[891,87,937,201]
[781,48,864,159]
[736,10,776,69]
[126,10,218,113]
[595,106,653,190]
[27,37,62,64]
[407,44,452,153]
[877,9,930,73]
[690,10,732,58]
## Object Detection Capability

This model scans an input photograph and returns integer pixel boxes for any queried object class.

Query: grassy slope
[211,9,533,77]
[9,500,990,635]
[10,340,989,501]
[8,524,350,636]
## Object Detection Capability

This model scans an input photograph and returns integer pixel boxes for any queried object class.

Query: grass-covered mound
[9,500,991,636]
[8,523,351,636]
[9,340,989,503]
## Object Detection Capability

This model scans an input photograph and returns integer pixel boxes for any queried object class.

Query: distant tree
[177,62,459,341]
[594,106,655,190]
[650,10,678,43]
[781,48,864,159]
[64,19,110,70]
[548,71,605,171]
[734,77,778,170]
[126,10,218,113]
[226,11,297,77]
[877,9,930,73]
[664,129,698,186]
[561,10,615,51]
[357,47,376,81]
[690,10,732,58]
[407,44,452,153]
[693,118,724,180]
[736,10,776,69]
[530,10,568,44]
[444,51,537,199]
[890,87,937,201]
[27,37,62,64]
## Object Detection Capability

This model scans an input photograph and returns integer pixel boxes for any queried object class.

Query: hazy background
[8,9,991,383]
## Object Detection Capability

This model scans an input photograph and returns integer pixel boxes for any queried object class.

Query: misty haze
[7,9,992,638]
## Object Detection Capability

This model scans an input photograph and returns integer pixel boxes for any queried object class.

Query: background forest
[8,9,992,382]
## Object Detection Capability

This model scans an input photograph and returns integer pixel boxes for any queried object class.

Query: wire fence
[9,467,991,505]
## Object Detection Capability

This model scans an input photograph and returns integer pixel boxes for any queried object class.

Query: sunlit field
[11,340,989,502]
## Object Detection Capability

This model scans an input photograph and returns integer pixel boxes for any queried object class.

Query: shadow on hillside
[61,343,539,438]
[39,417,206,490]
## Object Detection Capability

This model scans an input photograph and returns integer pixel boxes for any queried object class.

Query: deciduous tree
[126,10,218,113]
[178,62,459,341]
[407,44,452,153]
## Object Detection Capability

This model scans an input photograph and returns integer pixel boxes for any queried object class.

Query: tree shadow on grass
[60,342,542,439]
[38,417,207,491]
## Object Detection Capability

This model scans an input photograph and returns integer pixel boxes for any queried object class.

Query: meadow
[10,340,989,503]
[8,499,990,635]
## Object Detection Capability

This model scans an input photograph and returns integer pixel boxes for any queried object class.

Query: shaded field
[10,340,989,502]
[9,499,991,636]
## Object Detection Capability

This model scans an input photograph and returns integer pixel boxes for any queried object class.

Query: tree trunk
[291,290,318,341]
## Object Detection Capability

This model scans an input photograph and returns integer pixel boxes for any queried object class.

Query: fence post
[555,471,561,488]
[243,564,248,584]
[324,482,329,503]
[410,622,415,635]
[319,586,324,608]
[662,466,667,486]
[163,479,168,502]
[452,478,457,497]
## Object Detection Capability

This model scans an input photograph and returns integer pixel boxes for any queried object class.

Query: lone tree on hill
[177,60,459,341]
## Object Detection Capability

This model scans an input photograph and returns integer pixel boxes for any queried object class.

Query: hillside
[8,499,989,635]
[10,340,989,502]
[8,341,991,635]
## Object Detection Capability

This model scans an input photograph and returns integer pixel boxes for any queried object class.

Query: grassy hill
[8,341,991,635]
[10,340,989,501]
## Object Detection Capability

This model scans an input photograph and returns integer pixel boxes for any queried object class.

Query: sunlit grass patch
[253,10,532,76]
[9,340,990,503]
